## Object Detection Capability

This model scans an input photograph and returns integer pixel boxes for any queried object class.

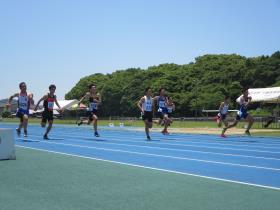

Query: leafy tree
[65,51,280,117]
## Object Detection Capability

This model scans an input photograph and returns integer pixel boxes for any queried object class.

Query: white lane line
[28,132,280,154]
[53,128,280,148]
[27,133,280,161]
[101,133,280,149]
[11,124,280,148]
[16,145,280,191]
[17,138,280,171]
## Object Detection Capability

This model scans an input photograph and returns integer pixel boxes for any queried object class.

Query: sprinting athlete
[218,95,230,137]
[77,84,101,137]
[165,96,175,129]
[34,84,63,140]
[223,88,254,136]
[7,82,34,137]
[137,87,154,140]
[153,88,171,135]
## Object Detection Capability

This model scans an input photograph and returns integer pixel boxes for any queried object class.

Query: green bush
[2,111,11,118]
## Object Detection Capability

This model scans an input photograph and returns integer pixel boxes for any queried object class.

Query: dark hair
[19,82,26,88]
[242,87,249,93]
[158,87,165,94]
[49,84,56,90]
[88,84,96,90]
[145,87,151,94]
[224,95,230,100]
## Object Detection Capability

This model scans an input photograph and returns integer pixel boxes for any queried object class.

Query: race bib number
[145,103,152,111]
[90,102,97,110]
[159,101,165,108]
[48,102,54,110]
[19,103,28,110]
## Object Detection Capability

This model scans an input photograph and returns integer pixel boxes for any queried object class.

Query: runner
[165,96,175,131]
[218,95,230,137]
[6,82,34,137]
[34,84,63,140]
[223,88,254,136]
[154,88,171,135]
[77,84,101,137]
[137,87,154,140]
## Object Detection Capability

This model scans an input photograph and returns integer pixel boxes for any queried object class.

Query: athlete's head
[159,88,165,96]
[145,87,152,96]
[19,82,27,92]
[242,87,249,97]
[49,84,56,94]
[89,84,97,93]
[167,96,173,104]
[224,95,230,103]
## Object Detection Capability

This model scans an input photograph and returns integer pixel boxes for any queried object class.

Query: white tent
[53,99,79,110]
[237,87,280,103]
[34,99,79,114]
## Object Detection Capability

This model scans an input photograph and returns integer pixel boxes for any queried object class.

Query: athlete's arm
[172,103,175,112]
[152,96,158,114]
[137,97,144,113]
[219,102,224,113]
[245,96,252,107]
[96,93,102,104]
[54,96,64,112]
[28,93,35,106]
[6,93,19,108]
[78,92,90,104]
[34,95,48,111]
[93,93,102,104]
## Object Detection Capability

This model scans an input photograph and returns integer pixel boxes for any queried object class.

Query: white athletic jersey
[236,95,251,106]
[18,93,29,111]
[142,96,153,112]
[220,103,229,115]
[167,105,174,113]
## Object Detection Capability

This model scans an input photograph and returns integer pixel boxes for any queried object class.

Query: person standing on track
[77,84,101,137]
[34,84,63,140]
[7,82,34,138]
[137,87,154,140]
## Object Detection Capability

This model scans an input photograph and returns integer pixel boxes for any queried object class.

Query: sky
[0,0,280,100]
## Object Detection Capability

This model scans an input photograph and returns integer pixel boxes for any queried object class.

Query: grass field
[0,117,274,128]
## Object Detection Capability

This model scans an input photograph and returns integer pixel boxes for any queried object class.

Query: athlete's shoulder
[27,93,32,98]
[42,94,49,99]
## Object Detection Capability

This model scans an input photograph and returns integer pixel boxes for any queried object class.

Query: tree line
[65,52,280,117]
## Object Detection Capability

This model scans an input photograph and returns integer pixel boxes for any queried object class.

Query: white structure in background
[34,99,79,115]
[203,87,280,115]
[0,129,16,160]
[237,87,280,103]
